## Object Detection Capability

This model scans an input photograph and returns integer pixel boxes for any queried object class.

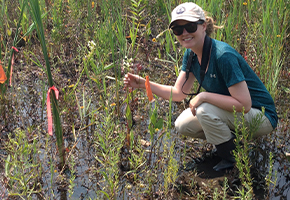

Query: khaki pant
[174,103,273,145]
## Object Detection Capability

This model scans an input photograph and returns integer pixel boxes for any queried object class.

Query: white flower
[88,40,96,51]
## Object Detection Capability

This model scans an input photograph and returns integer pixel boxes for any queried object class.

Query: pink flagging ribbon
[47,86,59,136]
[10,46,19,86]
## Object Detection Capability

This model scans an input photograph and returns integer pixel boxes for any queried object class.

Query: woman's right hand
[123,73,145,89]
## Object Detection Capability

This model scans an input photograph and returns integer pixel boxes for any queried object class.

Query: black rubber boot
[213,135,236,171]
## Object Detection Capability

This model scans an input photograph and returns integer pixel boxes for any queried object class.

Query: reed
[28,0,65,167]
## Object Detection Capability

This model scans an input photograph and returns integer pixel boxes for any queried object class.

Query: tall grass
[228,0,287,98]
[28,0,65,167]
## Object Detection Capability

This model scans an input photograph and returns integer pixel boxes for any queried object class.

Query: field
[0,0,289,199]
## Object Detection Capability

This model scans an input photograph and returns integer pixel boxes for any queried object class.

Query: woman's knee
[195,103,217,121]
[175,118,205,139]
[174,109,205,138]
[195,103,233,144]
[174,115,186,134]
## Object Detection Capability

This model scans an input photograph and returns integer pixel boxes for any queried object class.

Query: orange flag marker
[47,86,59,136]
[145,76,154,102]
[0,61,7,84]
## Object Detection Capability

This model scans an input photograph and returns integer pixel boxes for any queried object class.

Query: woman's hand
[189,92,206,116]
[123,72,145,89]
[189,81,252,116]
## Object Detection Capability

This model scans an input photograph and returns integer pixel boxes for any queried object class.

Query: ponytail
[204,12,223,36]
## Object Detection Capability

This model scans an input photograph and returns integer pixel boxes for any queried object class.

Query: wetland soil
[0,24,289,200]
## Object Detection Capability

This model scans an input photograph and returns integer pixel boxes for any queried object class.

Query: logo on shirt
[210,74,216,78]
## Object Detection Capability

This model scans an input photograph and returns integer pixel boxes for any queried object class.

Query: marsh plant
[264,152,278,199]
[0,0,288,199]
[4,129,42,199]
[163,140,179,194]
[28,0,65,167]
[67,155,76,198]
[94,108,125,199]
[232,107,276,199]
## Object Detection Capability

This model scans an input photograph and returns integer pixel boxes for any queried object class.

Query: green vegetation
[0,0,289,199]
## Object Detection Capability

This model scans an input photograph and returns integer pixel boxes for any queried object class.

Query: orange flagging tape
[145,76,153,102]
[47,86,59,136]
[0,61,7,84]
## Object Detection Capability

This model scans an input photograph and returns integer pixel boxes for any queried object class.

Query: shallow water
[0,62,289,199]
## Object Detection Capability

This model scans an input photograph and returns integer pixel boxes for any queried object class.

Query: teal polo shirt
[181,39,278,129]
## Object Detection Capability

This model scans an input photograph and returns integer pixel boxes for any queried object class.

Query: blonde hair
[204,12,223,36]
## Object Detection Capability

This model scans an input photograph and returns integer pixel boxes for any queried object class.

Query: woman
[123,2,277,171]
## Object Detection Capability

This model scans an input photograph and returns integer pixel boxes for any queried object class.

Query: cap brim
[168,16,200,29]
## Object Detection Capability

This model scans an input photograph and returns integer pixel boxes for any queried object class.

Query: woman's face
[173,20,206,50]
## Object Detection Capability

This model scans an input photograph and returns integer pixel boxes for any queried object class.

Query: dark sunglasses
[171,21,204,36]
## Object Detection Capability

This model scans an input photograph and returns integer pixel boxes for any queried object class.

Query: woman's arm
[189,81,252,115]
[123,71,196,102]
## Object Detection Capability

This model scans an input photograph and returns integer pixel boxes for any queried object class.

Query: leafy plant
[94,109,124,199]
[4,129,42,199]
[164,141,178,194]
[233,109,254,199]
[68,155,76,198]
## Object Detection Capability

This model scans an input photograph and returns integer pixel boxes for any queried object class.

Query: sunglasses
[171,21,204,36]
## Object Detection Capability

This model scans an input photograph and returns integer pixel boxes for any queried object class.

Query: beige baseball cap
[169,2,206,28]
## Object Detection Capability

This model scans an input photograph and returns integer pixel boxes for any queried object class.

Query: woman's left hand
[189,92,206,116]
